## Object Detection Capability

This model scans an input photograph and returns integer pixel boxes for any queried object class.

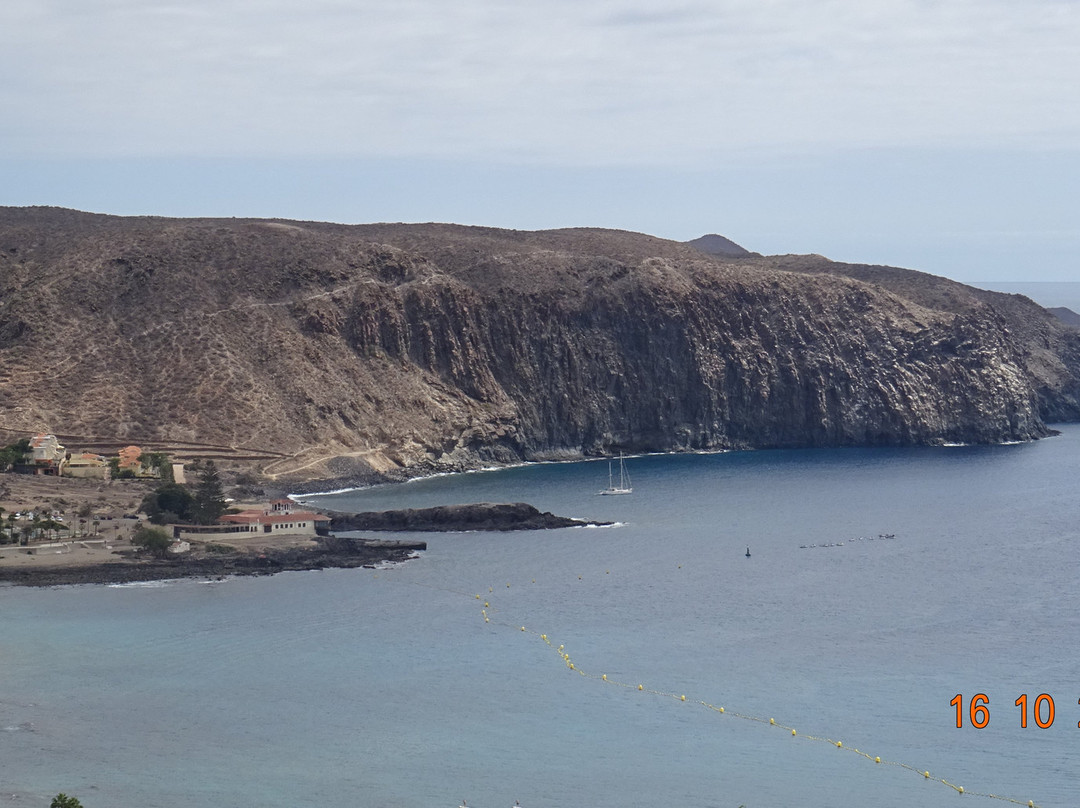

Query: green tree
[131,523,173,558]
[51,794,83,808]
[192,460,226,525]
[141,483,195,524]
[141,451,174,482]
[36,518,67,542]
[0,438,31,471]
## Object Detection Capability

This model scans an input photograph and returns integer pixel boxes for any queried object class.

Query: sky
[2,0,1078,283]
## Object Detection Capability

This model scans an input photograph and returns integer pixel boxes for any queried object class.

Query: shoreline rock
[0,536,426,588]
[326,502,611,532]
[0,502,607,588]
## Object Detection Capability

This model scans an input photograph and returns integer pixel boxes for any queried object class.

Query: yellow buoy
[638,684,644,691]
[681,695,686,701]
[520,626,525,631]
[475,594,480,599]
[719,707,724,713]
[791,729,796,736]
[875,757,881,764]
[541,634,547,641]
[769,718,775,725]
[602,674,607,681]
[959,787,964,794]
[484,602,489,608]
[569,663,575,670]
[836,741,843,748]
[924,771,931,779]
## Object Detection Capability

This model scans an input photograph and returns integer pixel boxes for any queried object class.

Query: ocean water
[971,281,1080,315]
[2,427,1080,808]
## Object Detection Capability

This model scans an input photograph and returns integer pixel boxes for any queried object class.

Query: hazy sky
[2,0,1077,282]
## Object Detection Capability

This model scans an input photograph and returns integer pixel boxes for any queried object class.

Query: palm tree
[36,518,60,541]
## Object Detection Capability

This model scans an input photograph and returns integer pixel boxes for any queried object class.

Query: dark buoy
[745,546,751,558]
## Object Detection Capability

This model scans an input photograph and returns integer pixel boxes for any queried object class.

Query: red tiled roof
[219,510,328,525]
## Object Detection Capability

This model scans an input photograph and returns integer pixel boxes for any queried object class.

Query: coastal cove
[0,501,609,588]
[2,427,1079,807]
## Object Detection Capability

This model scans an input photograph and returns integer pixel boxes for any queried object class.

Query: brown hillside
[2,207,1078,485]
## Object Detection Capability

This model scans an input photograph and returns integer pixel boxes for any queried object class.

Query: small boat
[599,453,632,495]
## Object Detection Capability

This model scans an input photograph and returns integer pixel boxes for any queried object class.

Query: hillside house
[15,433,67,475]
[64,451,108,479]
[116,445,162,479]
[117,445,143,474]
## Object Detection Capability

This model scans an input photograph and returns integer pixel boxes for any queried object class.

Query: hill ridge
[2,207,1078,484]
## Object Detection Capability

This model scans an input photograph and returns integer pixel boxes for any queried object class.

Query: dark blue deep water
[2,426,1079,808]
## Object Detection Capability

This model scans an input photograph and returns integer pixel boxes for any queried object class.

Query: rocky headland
[0,475,601,587]
[2,207,1078,489]
[326,502,609,531]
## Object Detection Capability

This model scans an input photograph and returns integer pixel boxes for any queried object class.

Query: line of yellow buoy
[377,566,1044,807]
[473,587,1041,808]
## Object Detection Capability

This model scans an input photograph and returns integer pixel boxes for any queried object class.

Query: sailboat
[599,452,632,495]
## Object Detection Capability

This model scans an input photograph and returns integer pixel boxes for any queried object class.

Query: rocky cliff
[2,207,1078,484]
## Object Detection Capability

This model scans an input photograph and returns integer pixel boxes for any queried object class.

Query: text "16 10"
[951,693,1075,729]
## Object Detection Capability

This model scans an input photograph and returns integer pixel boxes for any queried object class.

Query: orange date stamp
[951,693,1073,729]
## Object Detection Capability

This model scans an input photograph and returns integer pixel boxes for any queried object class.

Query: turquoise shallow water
[2,427,1079,807]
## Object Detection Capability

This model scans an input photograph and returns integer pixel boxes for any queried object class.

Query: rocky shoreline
[326,502,611,532]
[0,499,608,588]
[0,535,426,588]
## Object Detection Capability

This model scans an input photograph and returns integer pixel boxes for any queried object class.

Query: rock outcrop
[326,502,606,532]
[1,207,1078,485]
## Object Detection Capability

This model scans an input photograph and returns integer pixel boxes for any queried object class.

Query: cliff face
[1,207,1077,483]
